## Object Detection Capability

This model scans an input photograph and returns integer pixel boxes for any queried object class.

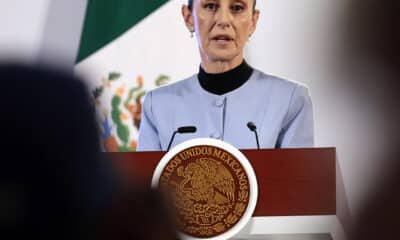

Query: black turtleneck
[198,60,253,95]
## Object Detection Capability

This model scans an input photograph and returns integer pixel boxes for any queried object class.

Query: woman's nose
[215,7,231,28]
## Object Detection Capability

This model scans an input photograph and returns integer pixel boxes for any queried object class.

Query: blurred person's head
[339,0,400,148]
[344,0,400,69]
[0,64,180,240]
[0,64,116,239]
[340,1,400,239]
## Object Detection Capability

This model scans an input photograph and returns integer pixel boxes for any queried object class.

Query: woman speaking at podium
[137,0,313,151]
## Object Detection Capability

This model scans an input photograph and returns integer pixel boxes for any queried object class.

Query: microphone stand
[166,126,197,151]
[167,130,178,151]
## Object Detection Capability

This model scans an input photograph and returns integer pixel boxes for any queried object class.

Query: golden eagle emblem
[177,157,235,205]
[157,145,251,238]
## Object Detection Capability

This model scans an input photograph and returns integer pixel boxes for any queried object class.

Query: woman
[137,0,313,151]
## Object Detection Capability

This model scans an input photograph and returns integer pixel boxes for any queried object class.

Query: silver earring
[190,28,194,38]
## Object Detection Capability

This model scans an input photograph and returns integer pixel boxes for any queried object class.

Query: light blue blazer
[137,69,314,151]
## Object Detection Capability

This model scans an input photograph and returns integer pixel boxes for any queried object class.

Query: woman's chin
[207,52,240,64]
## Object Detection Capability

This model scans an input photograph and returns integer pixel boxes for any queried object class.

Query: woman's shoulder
[250,69,311,101]
[253,69,308,91]
[147,74,198,98]
[253,70,312,114]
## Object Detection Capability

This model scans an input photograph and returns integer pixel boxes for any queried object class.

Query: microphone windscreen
[177,126,197,133]
[247,121,257,131]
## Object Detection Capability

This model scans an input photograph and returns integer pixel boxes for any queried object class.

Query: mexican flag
[75,0,201,152]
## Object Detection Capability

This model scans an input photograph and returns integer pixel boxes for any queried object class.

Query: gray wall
[0,0,50,63]
[38,0,88,69]
[0,0,87,70]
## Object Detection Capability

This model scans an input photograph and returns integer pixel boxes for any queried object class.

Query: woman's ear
[182,4,194,32]
[250,10,260,36]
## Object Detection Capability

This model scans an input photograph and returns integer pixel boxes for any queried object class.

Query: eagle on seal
[177,158,235,204]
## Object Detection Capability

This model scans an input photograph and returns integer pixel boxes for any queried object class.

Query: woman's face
[183,0,259,64]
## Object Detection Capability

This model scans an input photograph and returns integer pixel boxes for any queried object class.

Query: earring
[190,28,194,38]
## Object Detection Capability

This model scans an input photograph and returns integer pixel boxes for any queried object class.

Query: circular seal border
[152,138,258,240]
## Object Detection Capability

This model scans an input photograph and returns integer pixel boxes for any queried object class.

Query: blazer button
[210,132,222,139]
[214,99,224,107]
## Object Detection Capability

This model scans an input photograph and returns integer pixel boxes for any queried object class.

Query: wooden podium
[108,148,347,240]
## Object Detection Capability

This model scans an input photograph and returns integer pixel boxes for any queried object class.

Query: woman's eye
[231,4,244,13]
[204,3,218,11]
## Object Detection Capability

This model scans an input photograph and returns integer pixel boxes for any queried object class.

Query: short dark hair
[188,0,257,12]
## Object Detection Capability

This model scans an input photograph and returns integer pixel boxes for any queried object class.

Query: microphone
[177,126,196,133]
[167,126,197,151]
[247,122,260,150]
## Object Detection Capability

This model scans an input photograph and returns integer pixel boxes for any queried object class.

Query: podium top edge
[113,147,336,154]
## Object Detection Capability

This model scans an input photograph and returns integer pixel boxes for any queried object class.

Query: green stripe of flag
[77,0,168,62]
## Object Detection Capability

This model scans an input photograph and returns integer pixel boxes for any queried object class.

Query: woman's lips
[214,39,231,43]
[212,34,233,40]
[211,35,233,44]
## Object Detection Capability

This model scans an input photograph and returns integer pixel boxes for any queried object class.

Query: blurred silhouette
[344,0,400,70]
[0,64,179,239]
[341,0,400,239]
[101,188,179,240]
[350,161,400,240]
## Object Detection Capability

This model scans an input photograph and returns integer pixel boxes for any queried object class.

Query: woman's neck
[200,54,244,73]
[198,60,253,95]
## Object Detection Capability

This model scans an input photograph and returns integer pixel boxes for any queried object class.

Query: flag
[75,0,200,152]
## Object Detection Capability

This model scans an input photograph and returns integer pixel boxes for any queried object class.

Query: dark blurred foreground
[343,0,400,239]
[0,64,179,239]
